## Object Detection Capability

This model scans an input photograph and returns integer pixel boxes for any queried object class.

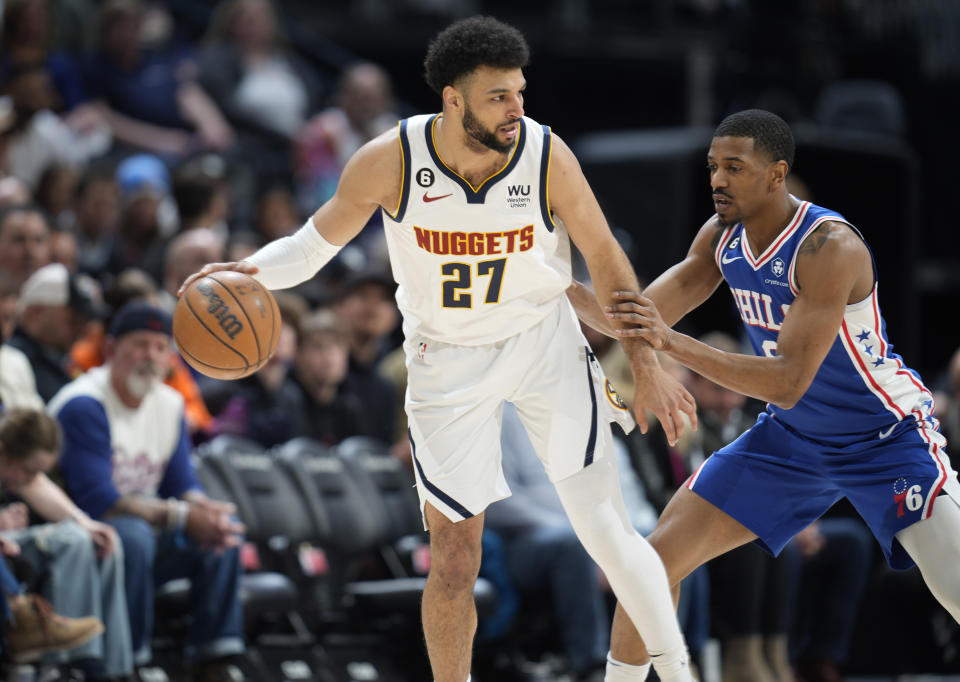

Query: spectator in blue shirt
[48,302,245,681]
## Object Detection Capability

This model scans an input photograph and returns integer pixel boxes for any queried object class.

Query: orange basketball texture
[174,271,282,380]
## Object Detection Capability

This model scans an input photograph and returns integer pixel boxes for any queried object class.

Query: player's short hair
[423,16,530,95]
[0,408,62,460]
[714,109,795,170]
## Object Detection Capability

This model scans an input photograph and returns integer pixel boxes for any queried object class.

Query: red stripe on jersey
[924,441,948,519]
[687,460,708,490]
[714,225,734,270]
[841,320,906,419]
[745,202,810,268]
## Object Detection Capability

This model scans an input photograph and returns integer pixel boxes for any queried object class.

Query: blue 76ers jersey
[714,200,937,445]
[380,114,570,346]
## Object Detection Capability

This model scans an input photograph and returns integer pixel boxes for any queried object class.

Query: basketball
[173,271,282,380]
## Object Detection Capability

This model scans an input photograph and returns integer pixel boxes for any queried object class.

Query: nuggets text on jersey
[412,225,534,256]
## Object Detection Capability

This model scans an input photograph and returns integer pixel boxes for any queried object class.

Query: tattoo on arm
[798,222,835,255]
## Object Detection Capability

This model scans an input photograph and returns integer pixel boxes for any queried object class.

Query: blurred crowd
[1,0,959,681]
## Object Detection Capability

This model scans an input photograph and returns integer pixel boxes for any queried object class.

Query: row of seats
[157,434,495,655]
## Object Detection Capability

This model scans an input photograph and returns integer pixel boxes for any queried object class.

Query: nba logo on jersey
[418,342,428,360]
[771,258,785,278]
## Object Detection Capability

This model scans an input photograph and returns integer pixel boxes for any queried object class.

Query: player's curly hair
[423,16,530,95]
[714,109,795,170]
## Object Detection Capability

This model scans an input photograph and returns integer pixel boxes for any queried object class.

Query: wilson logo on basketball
[195,281,244,339]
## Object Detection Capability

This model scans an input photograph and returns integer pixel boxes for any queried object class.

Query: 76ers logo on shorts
[893,477,923,518]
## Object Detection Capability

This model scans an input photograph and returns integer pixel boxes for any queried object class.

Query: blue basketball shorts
[686,411,960,569]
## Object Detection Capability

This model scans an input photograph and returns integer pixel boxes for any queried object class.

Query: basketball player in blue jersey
[179,16,698,682]
[600,109,960,678]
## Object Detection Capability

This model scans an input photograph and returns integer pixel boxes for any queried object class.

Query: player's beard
[125,361,165,400]
[463,103,514,154]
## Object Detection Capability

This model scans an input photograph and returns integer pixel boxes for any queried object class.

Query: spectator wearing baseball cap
[48,302,246,678]
[106,154,178,281]
[6,263,105,402]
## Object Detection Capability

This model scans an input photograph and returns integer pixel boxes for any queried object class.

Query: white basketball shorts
[404,298,635,525]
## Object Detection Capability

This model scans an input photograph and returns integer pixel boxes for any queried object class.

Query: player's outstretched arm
[609,221,870,408]
[178,128,402,295]
[548,133,696,444]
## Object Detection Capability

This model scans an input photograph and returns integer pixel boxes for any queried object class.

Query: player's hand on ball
[605,291,674,350]
[178,261,259,297]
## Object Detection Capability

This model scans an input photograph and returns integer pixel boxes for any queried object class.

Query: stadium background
[3,0,960,679]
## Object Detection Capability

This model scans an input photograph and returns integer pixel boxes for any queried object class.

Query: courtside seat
[276,437,498,621]
[199,434,324,550]
[274,437,389,560]
[155,572,300,618]
[155,438,315,646]
[336,436,424,543]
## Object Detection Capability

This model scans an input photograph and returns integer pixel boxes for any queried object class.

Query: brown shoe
[5,593,105,664]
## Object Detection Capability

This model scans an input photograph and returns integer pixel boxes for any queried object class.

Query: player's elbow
[769,371,814,409]
[770,393,800,410]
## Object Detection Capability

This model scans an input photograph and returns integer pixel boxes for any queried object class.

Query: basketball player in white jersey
[181,15,698,682]
[601,109,960,678]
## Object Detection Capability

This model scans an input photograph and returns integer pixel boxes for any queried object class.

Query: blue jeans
[108,516,244,665]
[9,521,133,677]
[0,557,20,660]
[505,525,609,674]
[1,556,22,623]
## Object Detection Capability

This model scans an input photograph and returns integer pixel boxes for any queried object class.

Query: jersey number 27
[442,258,507,308]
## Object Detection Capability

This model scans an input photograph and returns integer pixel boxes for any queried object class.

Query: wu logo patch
[605,379,628,411]
[506,184,531,208]
[771,257,785,278]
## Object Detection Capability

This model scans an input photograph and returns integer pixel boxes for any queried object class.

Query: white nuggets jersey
[715,200,936,445]
[381,114,571,346]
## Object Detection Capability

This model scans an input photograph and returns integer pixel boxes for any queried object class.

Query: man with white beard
[47,302,246,682]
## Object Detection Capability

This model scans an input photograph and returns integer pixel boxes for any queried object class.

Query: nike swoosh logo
[721,252,742,264]
[878,424,896,439]
[423,192,453,203]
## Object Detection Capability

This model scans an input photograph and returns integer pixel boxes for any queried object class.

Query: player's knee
[429,550,481,594]
[429,532,482,593]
